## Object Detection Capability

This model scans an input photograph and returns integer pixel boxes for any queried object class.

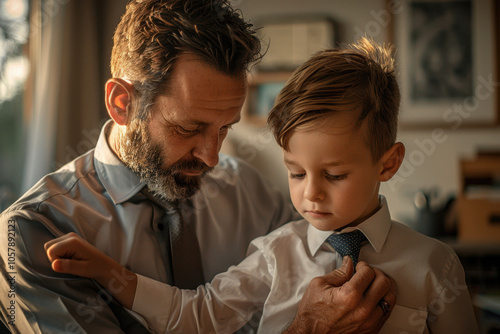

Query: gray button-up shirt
[0,121,296,333]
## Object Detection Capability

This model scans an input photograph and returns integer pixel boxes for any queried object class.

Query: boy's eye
[289,173,306,180]
[325,173,347,181]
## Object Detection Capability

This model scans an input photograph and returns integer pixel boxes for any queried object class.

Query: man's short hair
[111,0,262,120]
[268,37,400,162]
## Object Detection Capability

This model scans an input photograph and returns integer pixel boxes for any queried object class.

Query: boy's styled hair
[111,0,262,120]
[268,37,400,162]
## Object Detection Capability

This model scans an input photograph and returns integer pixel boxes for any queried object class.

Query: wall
[227,0,500,225]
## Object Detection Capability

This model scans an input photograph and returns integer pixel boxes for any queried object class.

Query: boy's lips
[305,210,332,218]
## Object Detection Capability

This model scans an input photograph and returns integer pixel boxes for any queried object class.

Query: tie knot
[141,188,178,212]
[326,230,367,267]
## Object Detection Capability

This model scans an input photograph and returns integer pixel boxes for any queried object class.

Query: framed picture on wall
[243,72,292,124]
[390,0,499,128]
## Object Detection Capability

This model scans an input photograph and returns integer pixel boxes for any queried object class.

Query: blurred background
[0,0,499,332]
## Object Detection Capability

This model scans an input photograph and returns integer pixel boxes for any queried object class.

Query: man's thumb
[324,256,354,286]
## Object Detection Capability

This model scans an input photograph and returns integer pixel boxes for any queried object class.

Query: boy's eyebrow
[283,159,346,166]
[324,161,346,166]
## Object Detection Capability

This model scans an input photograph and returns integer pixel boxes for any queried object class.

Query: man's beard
[118,119,213,201]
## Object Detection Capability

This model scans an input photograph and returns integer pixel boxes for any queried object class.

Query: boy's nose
[304,178,325,202]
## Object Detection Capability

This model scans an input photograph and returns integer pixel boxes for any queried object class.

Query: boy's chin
[307,219,348,232]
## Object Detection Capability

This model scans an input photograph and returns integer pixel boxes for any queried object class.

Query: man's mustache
[169,159,213,175]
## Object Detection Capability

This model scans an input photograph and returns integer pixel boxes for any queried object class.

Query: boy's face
[284,114,384,231]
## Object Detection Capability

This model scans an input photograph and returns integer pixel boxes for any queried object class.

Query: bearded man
[0,1,394,333]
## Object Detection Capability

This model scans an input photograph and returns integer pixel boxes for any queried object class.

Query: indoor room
[0,0,499,333]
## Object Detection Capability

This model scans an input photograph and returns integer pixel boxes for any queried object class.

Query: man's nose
[192,132,220,167]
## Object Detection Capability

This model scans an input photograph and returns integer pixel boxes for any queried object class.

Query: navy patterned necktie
[326,230,367,268]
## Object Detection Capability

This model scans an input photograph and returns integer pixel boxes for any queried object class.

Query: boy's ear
[379,142,405,182]
[105,78,134,126]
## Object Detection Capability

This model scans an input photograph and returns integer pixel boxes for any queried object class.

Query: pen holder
[414,208,445,237]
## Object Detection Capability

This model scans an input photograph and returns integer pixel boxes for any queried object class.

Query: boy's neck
[335,200,382,232]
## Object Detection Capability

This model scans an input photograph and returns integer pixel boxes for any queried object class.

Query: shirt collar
[94,120,145,205]
[307,196,392,256]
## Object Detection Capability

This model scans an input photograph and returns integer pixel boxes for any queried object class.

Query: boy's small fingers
[46,244,58,263]
[52,258,86,276]
[45,237,79,262]
[44,232,80,252]
[46,242,66,262]
[51,259,63,272]
[44,236,63,252]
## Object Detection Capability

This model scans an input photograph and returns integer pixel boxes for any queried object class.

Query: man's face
[120,55,246,201]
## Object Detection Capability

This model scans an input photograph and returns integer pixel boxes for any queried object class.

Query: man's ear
[379,142,405,182]
[105,78,134,126]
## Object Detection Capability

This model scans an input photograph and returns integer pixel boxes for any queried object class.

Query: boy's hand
[44,232,137,309]
[285,257,396,334]
[44,232,113,282]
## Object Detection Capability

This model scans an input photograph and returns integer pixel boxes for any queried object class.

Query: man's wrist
[283,318,315,334]
[283,322,303,334]
[283,317,333,334]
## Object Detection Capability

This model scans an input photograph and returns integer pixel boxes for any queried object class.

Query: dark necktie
[326,230,367,268]
[142,188,205,289]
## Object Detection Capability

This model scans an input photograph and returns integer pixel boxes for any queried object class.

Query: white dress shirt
[0,120,296,333]
[132,197,479,334]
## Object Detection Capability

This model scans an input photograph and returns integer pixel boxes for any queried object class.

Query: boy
[44,38,478,333]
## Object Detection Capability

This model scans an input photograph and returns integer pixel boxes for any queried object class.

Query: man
[0,1,395,333]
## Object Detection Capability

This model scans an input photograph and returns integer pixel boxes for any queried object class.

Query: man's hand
[285,257,396,334]
[44,233,137,309]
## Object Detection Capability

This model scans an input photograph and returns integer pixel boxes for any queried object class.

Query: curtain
[22,0,125,192]
[22,0,66,192]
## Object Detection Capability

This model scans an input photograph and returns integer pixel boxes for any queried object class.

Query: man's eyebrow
[182,116,241,127]
[229,116,241,126]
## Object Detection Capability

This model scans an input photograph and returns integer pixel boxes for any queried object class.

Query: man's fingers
[363,267,395,310]
[380,290,397,318]
[378,284,397,321]
[345,261,376,295]
[321,256,354,286]
[361,267,397,329]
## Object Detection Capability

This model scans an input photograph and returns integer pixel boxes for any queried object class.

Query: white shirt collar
[93,120,145,205]
[307,196,392,256]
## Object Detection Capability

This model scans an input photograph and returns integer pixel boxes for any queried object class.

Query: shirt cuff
[132,274,172,334]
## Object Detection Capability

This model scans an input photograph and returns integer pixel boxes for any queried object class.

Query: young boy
[44,38,478,333]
